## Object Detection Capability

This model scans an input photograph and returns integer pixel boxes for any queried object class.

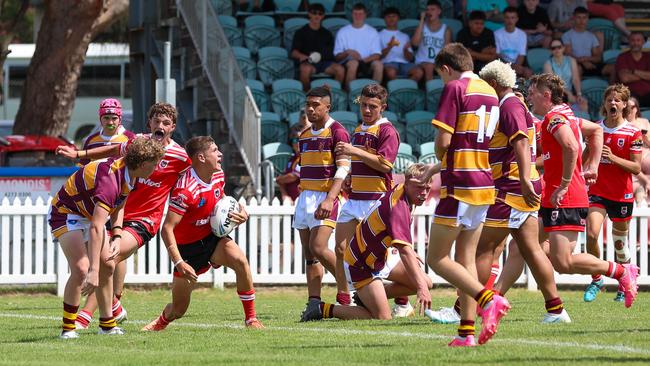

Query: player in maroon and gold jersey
[528,73,639,309]
[80,98,135,165]
[584,84,643,303]
[50,137,164,338]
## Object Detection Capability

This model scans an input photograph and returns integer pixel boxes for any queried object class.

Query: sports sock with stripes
[458,320,475,338]
[238,289,257,321]
[544,297,564,314]
[76,309,92,328]
[320,302,335,318]
[62,302,79,332]
[474,288,495,310]
[606,262,625,280]
[99,317,117,331]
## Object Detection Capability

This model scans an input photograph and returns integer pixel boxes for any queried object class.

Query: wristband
[173,259,185,267]
[110,234,121,241]
[112,226,122,231]
[561,177,571,184]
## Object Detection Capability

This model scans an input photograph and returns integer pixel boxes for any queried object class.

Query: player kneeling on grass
[301,163,434,321]
[50,137,165,339]
[142,136,263,331]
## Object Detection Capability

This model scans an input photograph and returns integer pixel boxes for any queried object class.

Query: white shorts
[48,208,91,242]
[292,190,340,230]
[344,247,401,291]
[484,200,539,229]
[338,198,379,223]
[433,197,489,231]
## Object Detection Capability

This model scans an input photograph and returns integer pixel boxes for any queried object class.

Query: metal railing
[176,0,261,194]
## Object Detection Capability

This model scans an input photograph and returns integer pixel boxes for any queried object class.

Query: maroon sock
[544,297,564,314]
[394,297,409,306]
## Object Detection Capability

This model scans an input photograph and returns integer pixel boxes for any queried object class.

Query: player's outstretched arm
[161,211,197,283]
[396,244,431,316]
[56,144,121,161]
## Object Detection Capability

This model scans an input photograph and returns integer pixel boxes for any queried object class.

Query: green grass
[0,286,649,365]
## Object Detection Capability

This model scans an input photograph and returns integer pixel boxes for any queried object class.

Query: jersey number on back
[475,105,500,143]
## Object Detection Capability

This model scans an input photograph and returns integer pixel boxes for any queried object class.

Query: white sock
[613,234,630,263]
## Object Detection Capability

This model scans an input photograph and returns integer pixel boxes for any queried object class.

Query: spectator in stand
[334,3,383,87]
[517,0,553,49]
[464,0,509,30]
[291,3,345,91]
[495,7,532,77]
[562,7,603,77]
[548,0,586,34]
[616,32,650,106]
[543,38,588,112]
[412,0,452,81]
[379,7,423,82]
[585,0,630,39]
[457,11,497,74]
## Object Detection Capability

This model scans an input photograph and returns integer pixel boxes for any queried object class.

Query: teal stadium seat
[233,46,257,79]
[218,15,242,46]
[274,0,302,12]
[405,110,436,153]
[642,110,650,120]
[244,15,281,54]
[394,143,416,174]
[441,18,463,41]
[418,142,439,165]
[582,78,609,120]
[397,19,420,38]
[387,79,425,120]
[257,46,295,86]
[310,78,348,111]
[288,111,302,127]
[262,142,293,176]
[261,112,289,146]
[366,17,386,31]
[426,78,444,113]
[348,78,375,111]
[603,49,620,64]
[210,0,233,16]
[322,17,350,36]
[587,18,620,51]
[527,48,551,74]
[344,0,381,18]
[247,79,270,111]
[383,110,399,123]
[283,17,309,51]
[330,111,358,135]
[271,79,306,120]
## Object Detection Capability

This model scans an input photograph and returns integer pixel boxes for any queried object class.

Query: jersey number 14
[475,105,499,143]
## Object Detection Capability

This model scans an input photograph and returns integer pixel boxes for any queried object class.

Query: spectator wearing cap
[616,32,650,107]
[291,3,345,91]
[517,0,552,49]
[412,0,452,81]
[561,6,603,77]
[494,7,532,77]
[457,10,497,74]
[334,3,383,87]
[379,7,423,82]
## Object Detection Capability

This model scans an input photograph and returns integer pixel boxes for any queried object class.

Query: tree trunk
[0,1,30,103]
[12,0,128,136]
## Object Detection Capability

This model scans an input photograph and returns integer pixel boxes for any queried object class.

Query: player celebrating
[418,43,509,347]
[584,84,643,303]
[50,137,165,338]
[300,164,433,321]
[333,84,403,312]
[142,136,263,330]
[293,86,350,313]
[527,73,639,309]
[56,103,191,329]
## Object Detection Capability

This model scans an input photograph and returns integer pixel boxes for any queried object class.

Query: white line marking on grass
[1,313,648,355]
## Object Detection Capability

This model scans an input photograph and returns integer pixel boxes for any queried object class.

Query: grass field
[1,286,649,365]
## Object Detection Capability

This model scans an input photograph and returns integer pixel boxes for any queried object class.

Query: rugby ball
[210,196,241,237]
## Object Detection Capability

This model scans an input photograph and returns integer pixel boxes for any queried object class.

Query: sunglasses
[551,45,562,50]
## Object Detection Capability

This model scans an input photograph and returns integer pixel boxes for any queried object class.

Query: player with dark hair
[51,137,165,338]
[142,136,263,331]
[293,86,351,315]
[584,84,643,303]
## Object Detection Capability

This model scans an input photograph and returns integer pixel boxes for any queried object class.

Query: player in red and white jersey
[528,73,639,309]
[56,103,190,328]
[584,84,643,303]
[142,136,263,331]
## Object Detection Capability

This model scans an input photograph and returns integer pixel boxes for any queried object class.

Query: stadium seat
[348,78,375,109]
[288,111,302,127]
[244,15,281,54]
[387,79,425,120]
[426,78,444,113]
[257,48,295,86]
[274,0,302,12]
[392,121,406,141]
[394,151,416,174]
[383,110,399,124]
[418,141,438,164]
[405,111,436,152]
[573,108,591,120]
[527,48,550,74]
[384,0,419,19]
[398,142,413,155]
[283,17,309,51]
[330,111,358,135]
[218,15,243,46]
[642,109,650,120]
[233,46,257,79]
[310,79,348,111]
[587,18,620,51]
[582,78,609,120]
[322,17,350,35]
[271,79,306,120]
[344,0,381,18]
[261,112,289,146]
[366,17,386,31]
[603,49,620,65]
[210,0,233,16]
[397,19,420,38]
[309,0,336,12]
[262,142,293,176]
[441,18,462,41]
[247,79,270,111]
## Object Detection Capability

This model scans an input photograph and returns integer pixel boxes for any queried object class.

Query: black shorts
[123,220,155,248]
[314,60,334,73]
[540,207,588,232]
[174,233,223,277]
[346,60,373,78]
[589,195,633,222]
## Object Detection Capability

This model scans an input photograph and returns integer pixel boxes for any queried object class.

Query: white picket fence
[1,196,649,297]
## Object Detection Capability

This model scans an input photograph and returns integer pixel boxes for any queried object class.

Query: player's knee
[299,63,313,76]
[230,254,250,273]
[70,260,89,280]
[385,68,396,80]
